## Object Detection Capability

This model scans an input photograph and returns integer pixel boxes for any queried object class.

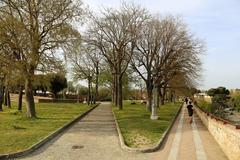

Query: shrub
[229,96,240,112]
[196,99,211,112]
[206,87,230,118]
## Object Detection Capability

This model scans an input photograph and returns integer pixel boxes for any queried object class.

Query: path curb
[112,103,183,153]
[0,103,100,160]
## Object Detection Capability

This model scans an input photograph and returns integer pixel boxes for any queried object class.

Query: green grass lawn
[196,99,212,112]
[113,102,181,148]
[0,103,92,154]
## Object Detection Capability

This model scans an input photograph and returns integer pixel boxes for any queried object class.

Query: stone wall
[10,93,52,103]
[195,107,240,160]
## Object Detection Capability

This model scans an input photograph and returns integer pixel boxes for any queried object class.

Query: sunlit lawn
[113,101,181,148]
[0,103,91,154]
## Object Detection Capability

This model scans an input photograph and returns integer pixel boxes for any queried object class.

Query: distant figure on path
[187,101,193,124]
[185,97,189,104]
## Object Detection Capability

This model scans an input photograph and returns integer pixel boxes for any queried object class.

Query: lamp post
[0,73,4,111]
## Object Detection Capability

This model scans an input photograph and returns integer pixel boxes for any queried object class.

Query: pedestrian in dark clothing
[185,97,188,104]
[187,101,193,123]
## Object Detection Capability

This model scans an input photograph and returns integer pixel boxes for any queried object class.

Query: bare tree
[131,17,162,112]
[67,40,96,105]
[132,15,204,119]
[86,3,149,109]
[0,0,84,117]
[168,71,196,99]
[85,45,102,103]
[150,16,204,119]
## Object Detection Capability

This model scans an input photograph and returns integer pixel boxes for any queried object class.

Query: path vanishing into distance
[153,103,228,160]
[18,103,228,160]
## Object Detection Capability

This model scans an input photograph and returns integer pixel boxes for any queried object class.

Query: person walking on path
[187,101,193,123]
[185,97,189,104]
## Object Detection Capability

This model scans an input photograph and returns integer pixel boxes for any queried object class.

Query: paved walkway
[18,102,153,160]
[18,103,228,160]
[153,103,228,160]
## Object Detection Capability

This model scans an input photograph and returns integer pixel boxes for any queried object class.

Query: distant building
[230,89,240,95]
[194,92,212,103]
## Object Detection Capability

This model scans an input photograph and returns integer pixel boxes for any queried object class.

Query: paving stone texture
[18,102,228,160]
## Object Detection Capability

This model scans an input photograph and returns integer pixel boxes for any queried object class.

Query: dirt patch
[126,130,153,148]
[72,145,84,149]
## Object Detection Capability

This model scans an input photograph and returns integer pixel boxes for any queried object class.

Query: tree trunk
[87,79,91,106]
[114,74,118,106]
[4,87,7,106]
[151,85,158,120]
[25,77,36,117]
[117,74,123,110]
[0,100,2,112]
[93,94,96,104]
[160,95,165,105]
[156,86,160,108]
[146,80,153,112]
[18,85,23,111]
[7,92,11,108]
[169,90,173,102]
[90,82,93,105]
[146,89,152,112]
[112,84,115,103]
[63,91,66,99]
[77,89,80,103]
[95,65,99,103]
[4,85,11,108]
[112,76,114,103]
[0,82,3,111]
[172,91,176,103]
[53,92,57,99]
[161,87,166,105]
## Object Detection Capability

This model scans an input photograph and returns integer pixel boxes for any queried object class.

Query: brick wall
[195,107,240,160]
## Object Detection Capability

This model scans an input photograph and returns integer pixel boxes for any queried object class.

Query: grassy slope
[0,103,91,154]
[113,102,181,148]
[196,99,212,112]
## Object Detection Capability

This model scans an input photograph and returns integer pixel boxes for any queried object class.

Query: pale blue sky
[83,0,240,90]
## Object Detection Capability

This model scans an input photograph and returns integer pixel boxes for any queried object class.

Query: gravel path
[18,102,154,160]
